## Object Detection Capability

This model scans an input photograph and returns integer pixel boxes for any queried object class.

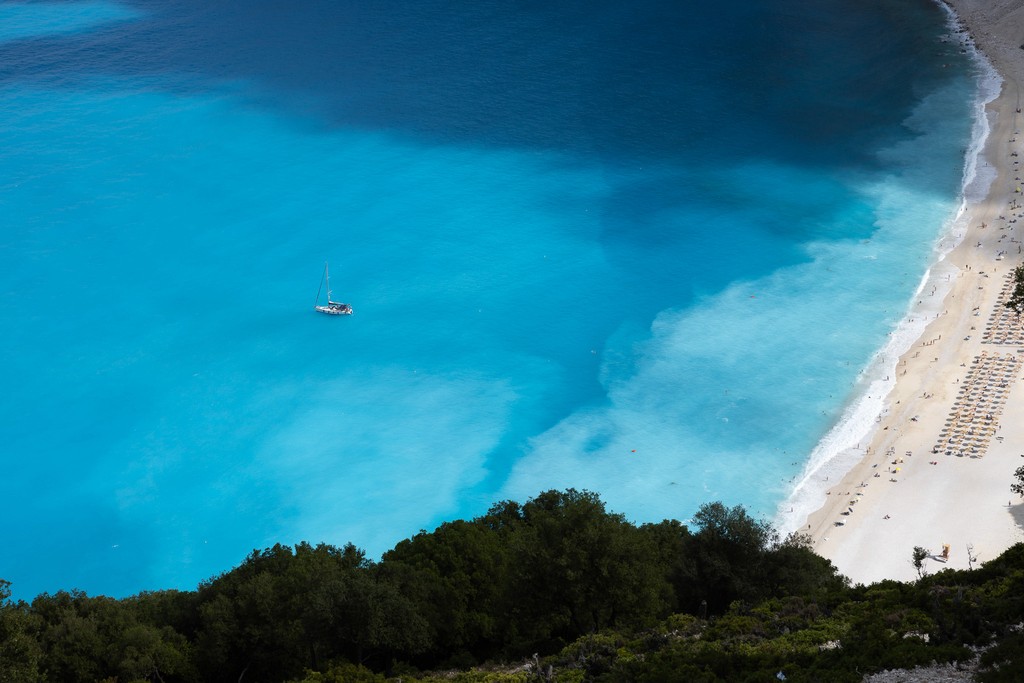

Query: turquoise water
[0,0,988,597]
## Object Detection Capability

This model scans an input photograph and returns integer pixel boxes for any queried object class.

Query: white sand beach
[803,0,1024,584]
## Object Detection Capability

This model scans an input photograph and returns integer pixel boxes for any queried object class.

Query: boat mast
[324,261,332,302]
[315,263,326,307]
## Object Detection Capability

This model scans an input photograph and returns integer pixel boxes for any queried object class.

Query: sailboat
[314,262,353,315]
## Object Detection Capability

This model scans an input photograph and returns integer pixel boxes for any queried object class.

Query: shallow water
[0,0,985,597]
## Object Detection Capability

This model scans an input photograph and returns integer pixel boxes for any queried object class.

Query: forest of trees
[2,489,1024,682]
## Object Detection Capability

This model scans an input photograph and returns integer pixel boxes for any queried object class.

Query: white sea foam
[776,21,1002,537]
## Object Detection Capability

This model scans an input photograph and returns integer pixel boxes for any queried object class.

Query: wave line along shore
[782,0,1024,584]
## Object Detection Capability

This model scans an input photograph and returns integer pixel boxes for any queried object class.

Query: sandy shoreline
[796,0,1024,584]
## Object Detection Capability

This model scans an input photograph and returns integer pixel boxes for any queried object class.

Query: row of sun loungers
[933,351,1020,457]
[982,272,1024,345]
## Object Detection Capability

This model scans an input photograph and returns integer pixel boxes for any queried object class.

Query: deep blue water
[0,0,986,598]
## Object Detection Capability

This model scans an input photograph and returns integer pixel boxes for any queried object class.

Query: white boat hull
[315,303,352,315]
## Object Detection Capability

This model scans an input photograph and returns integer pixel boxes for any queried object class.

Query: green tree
[31,589,191,683]
[689,502,775,612]
[32,591,114,683]
[638,519,697,614]
[1011,464,1024,497]
[112,622,192,683]
[911,546,929,579]
[286,662,388,683]
[761,533,849,601]
[131,590,200,643]
[1004,264,1024,315]
[352,570,431,671]
[505,489,671,651]
[382,518,510,663]
[194,541,429,680]
[278,542,370,671]
[194,545,311,682]
[0,579,42,683]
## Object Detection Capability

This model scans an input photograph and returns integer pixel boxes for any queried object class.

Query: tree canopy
[1005,264,1024,315]
[4,489,1024,682]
